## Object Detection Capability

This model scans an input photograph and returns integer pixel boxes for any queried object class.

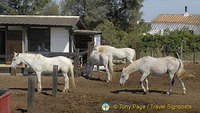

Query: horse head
[11,52,22,69]
[92,45,99,52]
[119,68,129,86]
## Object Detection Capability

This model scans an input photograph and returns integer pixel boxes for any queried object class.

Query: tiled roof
[152,14,200,25]
[0,15,81,27]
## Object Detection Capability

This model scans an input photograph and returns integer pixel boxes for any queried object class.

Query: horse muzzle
[120,83,124,86]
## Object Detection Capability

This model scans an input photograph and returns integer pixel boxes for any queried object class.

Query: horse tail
[70,63,76,88]
[132,49,136,61]
[176,59,186,78]
[108,54,113,81]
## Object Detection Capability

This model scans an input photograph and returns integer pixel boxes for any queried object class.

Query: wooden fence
[9,45,92,77]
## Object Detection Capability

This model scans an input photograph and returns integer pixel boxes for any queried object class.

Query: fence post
[27,75,35,113]
[193,45,196,64]
[136,42,140,60]
[180,41,183,60]
[52,65,58,97]
[74,49,80,77]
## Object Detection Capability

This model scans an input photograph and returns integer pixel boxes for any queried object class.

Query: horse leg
[145,78,149,92]
[89,64,94,79]
[97,65,100,80]
[63,73,69,92]
[36,72,42,92]
[140,73,148,93]
[167,73,175,95]
[105,65,110,82]
[177,77,186,94]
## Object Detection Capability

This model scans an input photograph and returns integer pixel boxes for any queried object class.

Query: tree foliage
[141,27,199,56]
[61,0,144,30]
[60,0,147,48]
[40,1,59,15]
[1,0,50,15]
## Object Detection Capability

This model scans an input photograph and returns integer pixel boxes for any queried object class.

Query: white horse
[119,56,187,95]
[87,48,113,82]
[94,45,136,63]
[11,52,75,92]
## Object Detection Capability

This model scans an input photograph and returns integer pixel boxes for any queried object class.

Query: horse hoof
[62,90,68,93]
[167,92,170,95]
[146,89,149,92]
[183,92,187,95]
[36,91,41,94]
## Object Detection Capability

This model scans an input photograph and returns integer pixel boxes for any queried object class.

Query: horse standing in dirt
[11,52,75,92]
[87,48,113,82]
[119,56,187,95]
[94,45,136,63]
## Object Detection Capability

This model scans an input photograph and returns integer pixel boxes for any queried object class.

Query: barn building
[149,6,200,35]
[0,15,102,64]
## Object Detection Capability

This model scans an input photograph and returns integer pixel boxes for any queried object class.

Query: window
[189,30,194,34]
[28,28,50,52]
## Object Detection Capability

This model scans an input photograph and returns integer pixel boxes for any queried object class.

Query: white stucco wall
[50,27,69,52]
[150,23,200,35]
[94,34,101,45]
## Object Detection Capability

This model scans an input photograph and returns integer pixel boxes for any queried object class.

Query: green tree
[3,0,50,15]
[41,1,59,15]
[61,0,108,29]
[60,0,143,30]
[107,0,144,29]
[163,28,194,55]
[141,27,197,57]
[95,19,129,47]
[61,0,147,48]
[0,0,8,14]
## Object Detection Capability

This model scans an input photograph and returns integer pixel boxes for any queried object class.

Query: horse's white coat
[11,52,75,92]
[119,56,186,94]
[94,45,136,63]
[87,49,113,82]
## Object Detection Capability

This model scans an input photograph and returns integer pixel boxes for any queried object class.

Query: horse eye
[122,76,124,78]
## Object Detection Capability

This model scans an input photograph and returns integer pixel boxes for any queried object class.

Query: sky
[55,0,200,21]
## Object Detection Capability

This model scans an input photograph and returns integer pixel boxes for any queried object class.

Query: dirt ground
[0,62,200,113]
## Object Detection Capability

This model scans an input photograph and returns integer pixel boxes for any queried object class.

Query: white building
[0,15,102,64]
[149,6,200,35]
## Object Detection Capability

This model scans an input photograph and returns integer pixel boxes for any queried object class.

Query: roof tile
[152,14,200,25]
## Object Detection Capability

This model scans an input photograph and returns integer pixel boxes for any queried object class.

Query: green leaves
[2,0,50,15]
[141,27,199,55]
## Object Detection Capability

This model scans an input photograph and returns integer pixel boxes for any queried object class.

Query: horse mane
[19,53,45,60]
[124,57,143,74]
[95,45,111,52]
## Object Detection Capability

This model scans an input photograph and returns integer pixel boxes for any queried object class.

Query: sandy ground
[0,62,200,113]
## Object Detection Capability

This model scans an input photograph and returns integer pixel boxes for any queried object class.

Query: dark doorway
[0,31,5,63]
[6,30,22,64]
[74,35,92,51]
